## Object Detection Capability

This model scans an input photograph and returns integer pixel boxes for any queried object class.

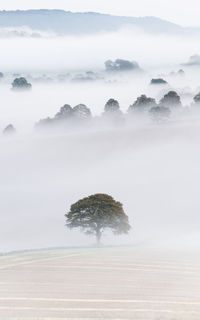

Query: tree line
[3,90,200,135]
[36,90,200,130]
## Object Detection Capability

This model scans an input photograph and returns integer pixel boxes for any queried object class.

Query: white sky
[0,0,199,27]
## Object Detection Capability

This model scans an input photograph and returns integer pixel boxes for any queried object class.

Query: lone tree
[65,194,131,244]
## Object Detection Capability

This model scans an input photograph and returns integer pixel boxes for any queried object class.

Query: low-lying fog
[1,28,200,253]
[1,121,200,252]
[2,27,200,71]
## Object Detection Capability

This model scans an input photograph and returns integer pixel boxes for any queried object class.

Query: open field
[0,247,200,319]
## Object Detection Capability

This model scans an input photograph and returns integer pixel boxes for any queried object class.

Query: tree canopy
[3,124,16,136]
[151,78,167,85]
[105,59,140,72]
[65,194,131,244]
[159,91,182,108]
[194,92,200,105]
[12,77,32,90]
[104,99,120,113]
[149,106,171,122]
[129,95,157,113]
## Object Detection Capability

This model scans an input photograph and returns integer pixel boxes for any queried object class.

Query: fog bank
[1,28,200,71]
[1,118,200,252]
[1,26,200,253]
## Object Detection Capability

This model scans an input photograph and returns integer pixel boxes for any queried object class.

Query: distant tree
[177,69,185,77]
[149,106,171,122]
[159,91,182,108]
[150,78,167,85]
[36,117,53,127]
[12,77,32,90]
[128,95,157,113]
[3,124,16,135]
[0,72,4,79]
[65,194,131,244]
[105,59,140,72]
[103,99,123,124]
[72,104,92,119]
[104,99,120,113]
[183,55,200,66]
[71,71,97,83]
[55,104,73,120]
[193,92,200,105]
[36,103,91,129]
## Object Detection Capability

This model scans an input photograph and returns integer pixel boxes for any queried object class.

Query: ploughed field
[0,246,200,319]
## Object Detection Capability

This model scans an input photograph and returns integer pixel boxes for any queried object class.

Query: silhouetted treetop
[73,104,92,119]
[3,124,16,135]
[104,99,120,112]
[151,78,168,85]
[159,91,182,108]
[193,92,200,105]
[129,95,157,113]
[105,59,140,72]
[55,104,73,120]
[12,77,32,90]
[36,103,92,129]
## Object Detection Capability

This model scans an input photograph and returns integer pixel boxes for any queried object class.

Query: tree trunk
[96,229,102,246]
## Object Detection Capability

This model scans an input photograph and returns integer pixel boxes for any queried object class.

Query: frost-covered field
[0,247,200,319]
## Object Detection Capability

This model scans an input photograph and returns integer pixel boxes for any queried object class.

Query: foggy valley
[1,28,200,251]
[1,4,200,320]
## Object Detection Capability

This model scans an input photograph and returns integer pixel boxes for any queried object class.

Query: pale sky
[0,0,199,27]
